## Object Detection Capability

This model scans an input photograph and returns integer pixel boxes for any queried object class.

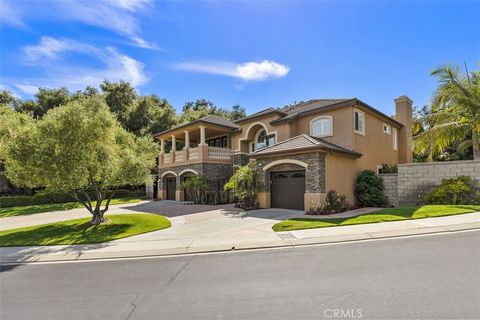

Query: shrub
[423,176,480,205]
[224,163,258,210]
[354,170,387,207]
[0,188,145,208]
[308,190,350,215]
[181,175,209,204]
[378,164,398,174]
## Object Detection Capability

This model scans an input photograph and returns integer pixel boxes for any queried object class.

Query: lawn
[272,205,480,232]
[0,197,143,218]
[0,214,171,246]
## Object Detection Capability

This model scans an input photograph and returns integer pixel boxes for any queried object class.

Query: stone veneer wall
[253,152,326,193]
[232,153,249,167]
[378,174,398,207]
[158,163,233,196]
[380,160,480,206]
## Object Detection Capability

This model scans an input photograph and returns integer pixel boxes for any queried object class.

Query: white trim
[236,121,278,152]
[262,159,308,171]
[383,123,391,135]
[392,127,398,151]
[178,169,199,177]
[354,109,365,135]
[309,115,333,138]
[161,171,178,178]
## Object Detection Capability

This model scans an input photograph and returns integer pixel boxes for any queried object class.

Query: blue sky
[1,0,479,116]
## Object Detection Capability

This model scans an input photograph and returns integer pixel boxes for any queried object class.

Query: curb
[1,222,479,265]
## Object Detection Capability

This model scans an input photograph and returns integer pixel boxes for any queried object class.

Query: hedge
[0,189,145,208]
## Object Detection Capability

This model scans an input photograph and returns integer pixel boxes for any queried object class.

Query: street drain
[277,232,297,240]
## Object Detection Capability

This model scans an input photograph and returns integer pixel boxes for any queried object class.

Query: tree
[230,104,247,120]
[34,87,71,117]
[0,97,157,224]
[414,65,480,160]
[224,163,259,210]
[181,175,208,204]
[0,90,21,110]
[125,95,177,136]
[100,80,138,123]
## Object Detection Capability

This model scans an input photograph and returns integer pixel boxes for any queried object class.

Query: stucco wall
[397,160,480,205]
[325,153,359,204]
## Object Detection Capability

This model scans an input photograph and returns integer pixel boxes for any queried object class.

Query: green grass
[0,214,171,246]
[272,205,480,232]
[0,197,143,218]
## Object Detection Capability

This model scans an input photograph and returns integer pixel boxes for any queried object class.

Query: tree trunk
[91,209,106,225]
[473,131,480,160]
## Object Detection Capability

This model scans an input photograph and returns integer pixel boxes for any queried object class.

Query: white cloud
[10,37,148,95]
[1,0,157,49]
[176,60,290,81]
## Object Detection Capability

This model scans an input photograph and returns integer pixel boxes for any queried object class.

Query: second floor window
[354,110,365,135]
[253,130,275,151]
[311,116,333,137]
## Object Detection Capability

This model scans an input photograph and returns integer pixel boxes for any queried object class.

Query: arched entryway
[161,172,177,201]
[179,169,198,202]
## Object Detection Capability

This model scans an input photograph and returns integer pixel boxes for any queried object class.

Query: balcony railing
[208,146,231,160]
[159,146,231,166]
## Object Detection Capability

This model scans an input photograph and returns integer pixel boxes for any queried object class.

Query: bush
[354,170,387,207]
[378,164,398,174]
[224,163,258,210]
[0,188,145,208]
[308,190,350,215]
[181,175,209,204]
[423,176,480,205]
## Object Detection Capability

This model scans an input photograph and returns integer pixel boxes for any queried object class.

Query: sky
[1,0,479,116]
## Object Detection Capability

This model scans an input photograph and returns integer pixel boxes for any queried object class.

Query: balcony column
[160,139,165,154]
[199,125,206,145]
[198,125,208,161]
[171,135,176,163]
[183,130,190,161]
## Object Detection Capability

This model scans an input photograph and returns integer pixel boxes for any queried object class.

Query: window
[392,128,398,150]
[253,130,275,151]
[310,116,333,137]
[383,123,391,135]
[354,110,365,135]
[206,136,228,148]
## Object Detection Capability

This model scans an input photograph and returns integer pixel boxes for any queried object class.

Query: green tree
[181,175,208,204]
[125,95,177,136]
[0,90,21,110]
[100,80,138,123]
[414,65,480,160]
[0,97,157,224]
[34,87,71,117]
[224,163,259,209]
[230,104,247,120]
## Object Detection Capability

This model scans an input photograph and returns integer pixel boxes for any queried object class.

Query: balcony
[159,145,232,167]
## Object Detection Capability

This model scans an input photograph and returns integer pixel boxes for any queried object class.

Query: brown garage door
[270,170,305,210]
[166,177,176,200]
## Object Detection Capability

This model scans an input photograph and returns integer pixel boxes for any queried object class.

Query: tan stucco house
[154,96,413,210]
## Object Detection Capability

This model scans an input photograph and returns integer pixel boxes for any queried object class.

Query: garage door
[166,177,176,200]
[270,170,305,210]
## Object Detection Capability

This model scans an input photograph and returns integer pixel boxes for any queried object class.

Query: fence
[380,160,480,206]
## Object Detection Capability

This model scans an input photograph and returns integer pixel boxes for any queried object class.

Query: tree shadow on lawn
[0,203,81,218]
[0,222,131,247]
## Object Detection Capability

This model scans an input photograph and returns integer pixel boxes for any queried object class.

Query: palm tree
[414,65,480,161]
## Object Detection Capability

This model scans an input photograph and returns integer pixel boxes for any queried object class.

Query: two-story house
[154,95,413,210]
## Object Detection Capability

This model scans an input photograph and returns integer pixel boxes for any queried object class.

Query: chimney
[394,95,413,164]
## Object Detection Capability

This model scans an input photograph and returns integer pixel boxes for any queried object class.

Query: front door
[270,170,306,210]
[166,177,176,200]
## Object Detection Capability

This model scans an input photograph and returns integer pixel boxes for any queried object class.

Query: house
[154,96,413,210]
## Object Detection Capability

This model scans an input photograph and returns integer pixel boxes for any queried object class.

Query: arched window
[253,129,275,151]
[310,116,333,137]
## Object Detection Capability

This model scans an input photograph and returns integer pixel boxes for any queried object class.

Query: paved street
[1,230,479,320]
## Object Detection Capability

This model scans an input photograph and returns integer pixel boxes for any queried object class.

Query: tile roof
[153,115,238,137]
[234,107,287,123]
[280,99,353,115]
[249,134,362,157]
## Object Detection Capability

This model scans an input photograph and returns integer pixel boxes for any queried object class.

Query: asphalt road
[1,231,479,320]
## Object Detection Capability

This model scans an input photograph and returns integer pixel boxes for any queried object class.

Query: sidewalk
[1,210,479,264]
